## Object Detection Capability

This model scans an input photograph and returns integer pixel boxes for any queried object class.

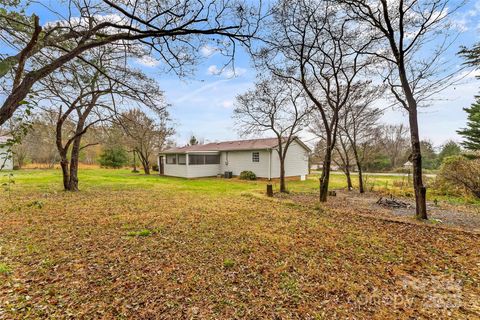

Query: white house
[0,136,13,170]
[158,137,310,179]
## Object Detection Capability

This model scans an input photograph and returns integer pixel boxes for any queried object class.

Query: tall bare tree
[0,0,262,126]
[342,0,464,219]
[256,0,372,201]
[234,76,310,192]
[339,82,384,193]
[381,124,410,170]
[118,108,174,175]
[37,47,163,191]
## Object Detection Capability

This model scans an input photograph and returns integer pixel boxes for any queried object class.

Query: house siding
[271,140,309,178]
[220,150,270,178]
[160,139,310,179]
[0,146,13,170]
[164,163,188,178]
[187,164,221,178]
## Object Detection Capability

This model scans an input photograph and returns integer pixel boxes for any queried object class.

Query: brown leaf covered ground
[0,169,479,319]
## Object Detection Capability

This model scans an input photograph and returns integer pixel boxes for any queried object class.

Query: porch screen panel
[178,154,186,165]
[166,154,176,164]
[205,155,220,164]
[189,154,205,165]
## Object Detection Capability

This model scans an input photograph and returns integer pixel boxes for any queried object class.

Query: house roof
[162,137,311,154]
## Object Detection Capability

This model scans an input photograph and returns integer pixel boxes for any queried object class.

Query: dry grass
[0,169,479,319]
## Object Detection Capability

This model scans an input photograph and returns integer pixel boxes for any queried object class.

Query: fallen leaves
[0,173,478,319]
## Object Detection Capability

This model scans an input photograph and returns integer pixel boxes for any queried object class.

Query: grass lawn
[0,169,479,318]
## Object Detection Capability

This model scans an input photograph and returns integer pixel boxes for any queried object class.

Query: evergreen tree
[189,136,199,146]
[98,146,129,169]
[457,97,480,151]
[438,140,461,163]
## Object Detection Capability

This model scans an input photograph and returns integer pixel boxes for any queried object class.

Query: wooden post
[266,184,273,197]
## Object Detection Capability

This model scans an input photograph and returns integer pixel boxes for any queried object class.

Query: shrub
[436,155,480,198]
[98,146,128,169]
[239,170,256,180]
[152,164,159,172]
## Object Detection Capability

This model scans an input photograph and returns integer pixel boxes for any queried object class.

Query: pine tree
[457,97,480,151]
[458,42,480,151]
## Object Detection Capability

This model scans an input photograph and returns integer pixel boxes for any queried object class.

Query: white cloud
[221,100,234,109]
[200,45,218,57]
[136,55,160,67]
[207,64,221,75]
[207,64,247,78]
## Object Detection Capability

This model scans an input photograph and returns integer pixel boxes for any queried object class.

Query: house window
[205,155,220,164]
[189,154,205,165]
[252,152,260,162]
[178,154,186,165]
[166,154,176,164]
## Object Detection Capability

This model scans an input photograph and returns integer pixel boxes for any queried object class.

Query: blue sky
[136,1,480,148]
[28,0,480,148]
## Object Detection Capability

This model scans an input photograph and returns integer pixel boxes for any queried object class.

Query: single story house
[158,137,310,179]
[0,136,13,170]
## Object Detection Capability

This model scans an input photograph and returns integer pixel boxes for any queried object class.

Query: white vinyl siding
[160,139,309,179]
[271,141,309,178]
[220,150,270,177]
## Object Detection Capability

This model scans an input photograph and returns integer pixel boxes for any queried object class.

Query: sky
[135,0,480,149]
[26,0,480,148]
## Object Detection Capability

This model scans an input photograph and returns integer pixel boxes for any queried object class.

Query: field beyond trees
[0,169,479,319]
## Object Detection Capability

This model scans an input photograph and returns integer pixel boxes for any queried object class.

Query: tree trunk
[408,110,427,219]
[320,147,332,202]
[66,136,81,191]
[351,147,365,194]
[279,159,286,193]
[396,52,428,219]
[345,165,353,191]
[143,162,150,175]
[60,156,70,191]
[357,163,365,194]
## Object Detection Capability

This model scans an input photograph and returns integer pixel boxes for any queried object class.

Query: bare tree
[256,0,373,201]
[342,0,464,219]
[234,76,310,192]
[339,82,384,193]
[335,134,355,190]
[0,0,262,126]
[37,47,163,191]
[381,124,410,170]
[118,108,174,175]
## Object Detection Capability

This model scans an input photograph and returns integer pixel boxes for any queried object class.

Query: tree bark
[137,150,151,175]
[408,109,427,219]
[351,147,365,193]
[397,59,428,219]
[60,156,70,190]
[320,146,332,202]
[357,163,365,194]
[279,159,286,193]
[345,165,353,191]
[66,136,81,191]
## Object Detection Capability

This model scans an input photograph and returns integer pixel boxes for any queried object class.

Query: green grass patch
[127,229,152,237]
[0,263,12,275]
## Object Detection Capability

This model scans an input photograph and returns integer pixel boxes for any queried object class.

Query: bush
[98,146,128,169]
[436,155,480,198]
[239,170,256,180]
[152,164,159,172]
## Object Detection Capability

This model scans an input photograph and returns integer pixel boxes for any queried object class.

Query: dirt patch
[275,190,480,234]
